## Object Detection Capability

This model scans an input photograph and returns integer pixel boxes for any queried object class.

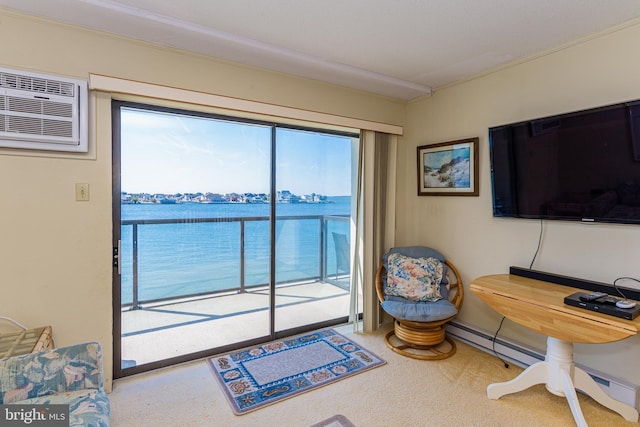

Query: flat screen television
[489,99,640,225]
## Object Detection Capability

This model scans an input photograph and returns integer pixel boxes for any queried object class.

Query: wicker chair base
[384,321,457,360]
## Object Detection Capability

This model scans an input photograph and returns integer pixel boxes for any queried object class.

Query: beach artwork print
[417,138,479,196]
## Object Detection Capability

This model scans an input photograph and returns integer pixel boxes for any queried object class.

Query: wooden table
[0,326,53,358]
[471,274,640,426]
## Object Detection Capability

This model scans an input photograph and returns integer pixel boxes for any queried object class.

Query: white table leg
[544,337,574,396]
[487,361,548,399]
[560,368,587,427]
[487,337,639,425]
[573,366,639,422]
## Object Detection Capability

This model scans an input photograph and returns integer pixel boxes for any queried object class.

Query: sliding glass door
[112,101,358,377]
[274,128,354,332]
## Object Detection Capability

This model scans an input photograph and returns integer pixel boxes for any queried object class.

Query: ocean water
[120,197,351,305]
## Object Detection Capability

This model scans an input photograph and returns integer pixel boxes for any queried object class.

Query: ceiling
[1,0,640,100]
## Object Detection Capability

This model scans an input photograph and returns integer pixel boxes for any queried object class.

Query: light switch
[76,183,90,201]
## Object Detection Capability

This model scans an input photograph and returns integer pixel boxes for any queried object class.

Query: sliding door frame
[111,99,358,378]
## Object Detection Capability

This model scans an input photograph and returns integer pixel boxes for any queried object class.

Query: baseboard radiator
[446,320,639,410]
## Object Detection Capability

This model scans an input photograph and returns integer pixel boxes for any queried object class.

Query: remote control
[597,296,619,305]
[579,291,607,302]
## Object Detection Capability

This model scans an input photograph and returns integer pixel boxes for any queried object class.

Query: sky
[120,107,355,196]
[423,145,470,169]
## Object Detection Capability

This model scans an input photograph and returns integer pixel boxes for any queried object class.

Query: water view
[120,196,351,306]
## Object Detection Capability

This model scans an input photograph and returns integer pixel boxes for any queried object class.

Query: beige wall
[400,22,640,384]
[4,5,640,392]
[0,10,405,390]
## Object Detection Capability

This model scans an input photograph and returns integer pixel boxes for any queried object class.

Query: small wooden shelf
[0,326,53,358]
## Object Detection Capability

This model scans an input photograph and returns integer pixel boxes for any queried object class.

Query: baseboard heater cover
[445,320,639,410]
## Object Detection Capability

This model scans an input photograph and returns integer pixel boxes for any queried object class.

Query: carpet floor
[109,324,638,426]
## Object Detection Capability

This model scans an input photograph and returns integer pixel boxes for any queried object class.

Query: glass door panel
[274,128,354,332]
[117,105,272,371]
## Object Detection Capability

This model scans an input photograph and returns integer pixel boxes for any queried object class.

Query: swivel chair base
[384,320,457,360]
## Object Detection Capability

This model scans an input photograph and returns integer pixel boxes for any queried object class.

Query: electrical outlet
[75,183,90,201]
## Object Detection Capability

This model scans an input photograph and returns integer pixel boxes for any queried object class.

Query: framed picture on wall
[417,137,479,196]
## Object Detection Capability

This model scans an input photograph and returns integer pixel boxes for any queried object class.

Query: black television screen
[489,99,640,225]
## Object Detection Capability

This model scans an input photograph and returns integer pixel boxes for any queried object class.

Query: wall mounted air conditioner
[0,67,88,152]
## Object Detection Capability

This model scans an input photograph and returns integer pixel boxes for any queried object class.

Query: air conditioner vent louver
[0,71,76,97]
[4,95,73,117]
[1,114,74,139]
[0,67,87,152]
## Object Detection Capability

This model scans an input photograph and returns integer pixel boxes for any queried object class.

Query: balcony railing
[120,214,350,309]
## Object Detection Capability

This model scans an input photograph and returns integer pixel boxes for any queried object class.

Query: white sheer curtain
[350,130,396,332]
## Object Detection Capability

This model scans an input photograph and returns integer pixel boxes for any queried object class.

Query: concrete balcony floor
[120,280,353,367]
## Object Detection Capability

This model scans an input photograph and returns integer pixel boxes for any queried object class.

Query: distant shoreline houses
[121,190,330,204]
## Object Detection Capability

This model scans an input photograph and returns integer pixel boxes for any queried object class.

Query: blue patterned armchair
[0,342,110,426]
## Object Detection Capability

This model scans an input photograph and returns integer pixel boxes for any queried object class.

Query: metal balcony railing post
[240,218,245,293]
[131,223,140,310]
[320,216,326,282]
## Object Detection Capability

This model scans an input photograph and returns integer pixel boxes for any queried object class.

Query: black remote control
[597,296,619,305]
[579,291,607,302]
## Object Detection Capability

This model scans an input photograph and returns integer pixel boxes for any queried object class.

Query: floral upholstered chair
[0,342,110,426]
[375,246,464,360]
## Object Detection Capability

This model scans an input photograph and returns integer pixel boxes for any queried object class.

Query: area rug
[208,328,386,415]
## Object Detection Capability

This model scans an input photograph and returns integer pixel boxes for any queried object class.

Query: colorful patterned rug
[208,328,386,415]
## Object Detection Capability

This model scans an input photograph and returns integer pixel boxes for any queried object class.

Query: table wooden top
[471,274,640,344]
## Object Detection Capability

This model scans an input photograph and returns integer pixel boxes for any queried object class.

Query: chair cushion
[384,253,444,301]
[383,246,450,299]
[381,296,458,322]
[0,342,103,404]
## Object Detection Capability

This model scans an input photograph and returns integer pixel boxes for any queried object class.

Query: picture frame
[417,137,479,196]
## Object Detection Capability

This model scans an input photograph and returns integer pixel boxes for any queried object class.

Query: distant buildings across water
[121,190,330,205]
